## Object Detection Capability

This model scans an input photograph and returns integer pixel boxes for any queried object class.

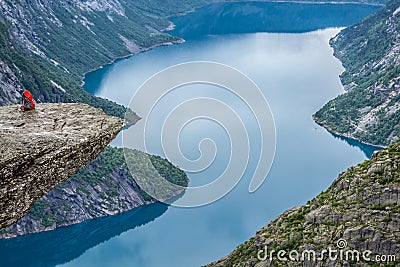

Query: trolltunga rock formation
[0,103,124,229]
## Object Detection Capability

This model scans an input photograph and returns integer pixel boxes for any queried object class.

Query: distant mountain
[0,0,392,120]
[314,0,400,147]
[1,0,396,243]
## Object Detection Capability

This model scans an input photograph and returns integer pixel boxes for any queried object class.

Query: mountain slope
[314,0,400,147]
[0,17,134,120]
[206,142,400,267]
[0,0,207,119]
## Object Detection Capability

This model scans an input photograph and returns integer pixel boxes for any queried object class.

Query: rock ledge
[0,103,124,229]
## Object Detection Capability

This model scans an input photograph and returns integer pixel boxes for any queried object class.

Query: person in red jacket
[20,89,36,111]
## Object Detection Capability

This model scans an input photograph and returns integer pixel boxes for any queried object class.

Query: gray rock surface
[0,103,124,229]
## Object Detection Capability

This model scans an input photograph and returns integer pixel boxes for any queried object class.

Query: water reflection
[330,133,382,158]
[170,2,380,39]
[0,203,168,267]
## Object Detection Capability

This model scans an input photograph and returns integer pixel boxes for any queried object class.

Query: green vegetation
[67,146,188,198]
[314,0,400,147]
[29,199,61,227]
[149,154,188,186]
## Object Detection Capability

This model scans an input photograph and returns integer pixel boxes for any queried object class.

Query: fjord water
[0,2,380,267]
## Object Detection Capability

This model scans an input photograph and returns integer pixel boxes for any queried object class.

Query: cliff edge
[0,103,124,229]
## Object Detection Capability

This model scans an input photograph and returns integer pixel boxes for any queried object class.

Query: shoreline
[1,0,388,253]
[0,199,156,239]
[312,115,387,149]
[79,0,387,163]
[80,39,185,88]
[81,0,383,88]
[0,185,187,239]
[223,0,385,6]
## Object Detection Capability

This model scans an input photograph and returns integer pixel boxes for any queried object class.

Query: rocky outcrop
[314,0,400,147]
[0,103,124,229]
[205,143,400,267]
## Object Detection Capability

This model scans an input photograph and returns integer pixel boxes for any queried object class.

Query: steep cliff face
[0,0,183,76]
[0,59,25,106]
[206,143,400,267]
[0,0,388,107]
[314,0,400,147]
[0,103,124,230]
[0,10,129,121]
[0,147,188,238]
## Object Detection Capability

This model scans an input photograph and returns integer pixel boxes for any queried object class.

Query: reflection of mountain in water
[0,202,168,267]
[331,133,382,158]
[170,2,379,39]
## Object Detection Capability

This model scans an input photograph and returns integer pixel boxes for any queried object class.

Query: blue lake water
[0,2,381,267]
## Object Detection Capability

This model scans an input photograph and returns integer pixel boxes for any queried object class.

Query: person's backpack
[20,90,36,111]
